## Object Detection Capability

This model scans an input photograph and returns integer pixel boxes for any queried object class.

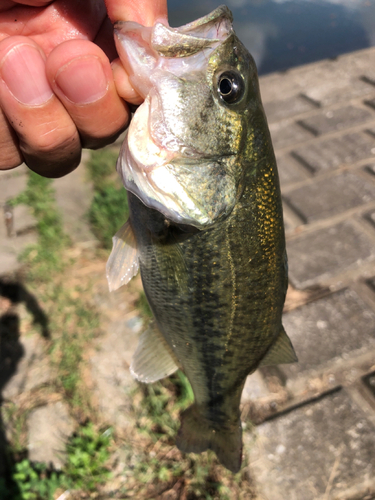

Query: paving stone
[12,204,37,235]
[90,316,139,431]
[276,153,310,187]
[269,120,313,150]
[27,402,75,468]
[298,105,375,136]
[263,95,316,124]
[0,172,28,205]
[0,233,38,277]
[1,332,52,400]
[302,75,375,107]
[53,159,95,244]
[291,132,375,174]
[287,220,375,288]
[242,371,270,403]
[284,172,375,223]
[0,172,37,275]
[281,289,375,380]
[248,389,375,500]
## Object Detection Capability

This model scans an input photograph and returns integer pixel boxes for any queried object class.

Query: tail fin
[176,404,242,473]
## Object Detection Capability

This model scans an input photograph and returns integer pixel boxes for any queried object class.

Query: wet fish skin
[108,6,297,473]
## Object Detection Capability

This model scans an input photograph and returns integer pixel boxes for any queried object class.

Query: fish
[107,5,297,473]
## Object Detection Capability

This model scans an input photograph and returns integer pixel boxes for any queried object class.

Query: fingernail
[0,44,54,105]
[55,56,108,104]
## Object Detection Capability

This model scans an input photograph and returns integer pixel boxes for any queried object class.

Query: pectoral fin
[131,321,179,383]
[106,220,139,292]
[259,327,298,366]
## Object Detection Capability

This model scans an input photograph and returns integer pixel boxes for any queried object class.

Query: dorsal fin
[106,220,139,292]
[259,326,298,366]
[131,321,179,383]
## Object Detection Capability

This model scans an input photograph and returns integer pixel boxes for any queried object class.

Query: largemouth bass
[107,5,297,473]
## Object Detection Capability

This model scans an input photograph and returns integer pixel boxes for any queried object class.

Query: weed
[63,422,113,492]
[0,422,113,500]
[85,147,118,188]
[0,459,62,500]
[10,171,68,280]
[86,148,129,249]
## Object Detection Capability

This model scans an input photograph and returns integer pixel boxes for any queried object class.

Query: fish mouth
[115,7,237,228]
[114,6,233,98]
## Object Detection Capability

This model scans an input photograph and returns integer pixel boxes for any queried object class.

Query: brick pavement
[243,47,375,499]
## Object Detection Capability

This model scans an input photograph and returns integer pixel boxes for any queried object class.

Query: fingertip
[111,58,143,105]
[46,40,130,149]
[105,0,168,26]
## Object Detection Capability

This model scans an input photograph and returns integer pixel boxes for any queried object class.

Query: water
[168,0,375,75]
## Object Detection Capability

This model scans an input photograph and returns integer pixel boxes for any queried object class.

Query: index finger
[104,0,168,26]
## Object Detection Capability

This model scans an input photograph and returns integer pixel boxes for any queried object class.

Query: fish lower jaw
[118,148,213,228]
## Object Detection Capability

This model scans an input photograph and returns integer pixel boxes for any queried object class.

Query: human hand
[0,0,167,177]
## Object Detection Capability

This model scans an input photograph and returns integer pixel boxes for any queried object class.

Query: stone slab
[0,173,27,205]
[248,389,375,500]
[284,171,375,223]
[0,252,22,277]
[90,319,139,431]
[242,371,270,403]
[276,153,310,187]
[302,75,375,107]
[269,120,313,150]
[287,220,375,288]
[298,105,375,136]
[263,95,316,124]
[1,333,52,400]
[53,160,95,244]
[12,204,37,235]
[27,402,75,468]
[281,288,375,380]
[291,132,375,174]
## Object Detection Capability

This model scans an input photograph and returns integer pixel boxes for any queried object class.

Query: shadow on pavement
[0,279,50,495]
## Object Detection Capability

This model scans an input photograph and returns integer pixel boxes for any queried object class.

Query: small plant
[0,458,62,500]
[63,422,113,492]
[0,422,113,500]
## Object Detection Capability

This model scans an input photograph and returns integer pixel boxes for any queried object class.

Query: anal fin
[131,321,179,383]
[106,219,139,292]
[259,326,298,366]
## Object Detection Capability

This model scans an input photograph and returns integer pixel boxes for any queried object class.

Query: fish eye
[217,71,244,104]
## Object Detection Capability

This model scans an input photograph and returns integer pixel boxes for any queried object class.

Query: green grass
[86,148,129,249]
[10,171,69,280]
[0,423,113,500]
